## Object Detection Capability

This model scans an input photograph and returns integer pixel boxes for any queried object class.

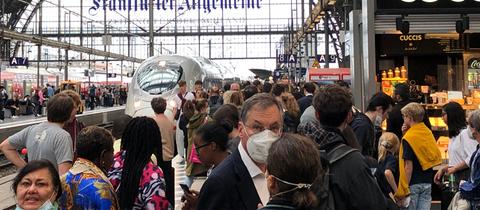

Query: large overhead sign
[89,0,264,15]
[9,57,29,67]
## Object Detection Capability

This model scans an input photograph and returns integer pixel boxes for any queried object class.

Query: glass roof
[13,0,330,77]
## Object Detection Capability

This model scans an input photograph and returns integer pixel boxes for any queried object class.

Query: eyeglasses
[195,142,211,153]
[244,123,282,136]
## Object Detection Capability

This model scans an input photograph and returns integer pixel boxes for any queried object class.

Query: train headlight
[134,101,141,108]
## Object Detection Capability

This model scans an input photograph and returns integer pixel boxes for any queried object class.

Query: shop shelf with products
[381,66,408,96]
[381,77,408,96]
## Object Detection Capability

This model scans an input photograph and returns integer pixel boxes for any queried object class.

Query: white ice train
[125,54,239,119]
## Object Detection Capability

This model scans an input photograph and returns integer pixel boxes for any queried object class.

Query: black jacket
[350,112,375,157]
[297,95,313,115]
[386,100,410,140]
[314,127,387,210]
[197,148,261,210]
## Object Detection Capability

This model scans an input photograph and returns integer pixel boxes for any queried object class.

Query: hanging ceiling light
[401,0,415,2]
[451,0,465,2]
[475,0,480,2]
[422,0,438,2]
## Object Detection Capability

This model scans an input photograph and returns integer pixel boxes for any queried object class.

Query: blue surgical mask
[15,201,57,210]
[16,192,58,210]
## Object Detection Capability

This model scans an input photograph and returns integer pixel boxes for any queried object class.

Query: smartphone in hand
[180,184,191,194]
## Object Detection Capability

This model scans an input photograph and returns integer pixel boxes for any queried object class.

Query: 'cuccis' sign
[468,58,480,69]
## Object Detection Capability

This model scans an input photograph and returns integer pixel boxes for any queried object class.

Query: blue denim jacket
[460,146,480,200]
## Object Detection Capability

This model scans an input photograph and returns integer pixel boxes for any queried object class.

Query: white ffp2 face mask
[246,129,280,164]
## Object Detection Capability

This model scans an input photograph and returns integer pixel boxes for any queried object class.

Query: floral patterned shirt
[108,150,171,210]
[59,158,119,210]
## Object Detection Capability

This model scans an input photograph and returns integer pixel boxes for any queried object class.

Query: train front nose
[125,57,183,118]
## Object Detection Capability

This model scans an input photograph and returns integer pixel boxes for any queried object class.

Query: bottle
[394,67,401,78]
[401,66,407,78]
[387,69,394,78]
[382,70,387,79]
[449,174,456,192]
[468,72,474,87]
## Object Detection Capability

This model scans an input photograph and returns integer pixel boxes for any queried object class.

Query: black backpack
[313,144,357,210]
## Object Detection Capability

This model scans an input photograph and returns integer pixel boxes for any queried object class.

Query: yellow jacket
[395,122,442,198]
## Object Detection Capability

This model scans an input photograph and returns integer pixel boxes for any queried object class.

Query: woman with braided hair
[108,117,171,209]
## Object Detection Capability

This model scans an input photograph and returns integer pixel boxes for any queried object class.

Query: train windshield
[136,60,182,95]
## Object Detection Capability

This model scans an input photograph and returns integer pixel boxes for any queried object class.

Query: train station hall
[2,0,480,209]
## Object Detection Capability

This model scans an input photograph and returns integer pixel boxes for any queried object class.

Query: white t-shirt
[448,128,478,167]
[173,92,195,111]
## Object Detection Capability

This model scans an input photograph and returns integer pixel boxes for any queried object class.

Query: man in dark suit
[197,93,283,210]
[297,82,316,115]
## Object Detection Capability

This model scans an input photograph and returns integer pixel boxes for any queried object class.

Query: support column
[80,0,83,60]
[37,44,41,87]
[104,5,108,85]
[57,0,61,68]
[324,11,329,68]
[65,49,69,81]
[149,0,154,57]
[350,10,363,109]
[362,0,377,106]
[37,3,42,88]
[128,10,131,58]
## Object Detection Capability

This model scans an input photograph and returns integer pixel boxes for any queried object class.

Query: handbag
[448,192,470,210]
[188,144,202,164]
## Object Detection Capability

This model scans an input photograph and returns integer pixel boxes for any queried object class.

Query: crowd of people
[3,78,480,210]
[84,85,128,110]
[0,83,128,123]
[0,84,56,122]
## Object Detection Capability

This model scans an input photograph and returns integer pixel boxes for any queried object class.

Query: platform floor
[0,105,120,125]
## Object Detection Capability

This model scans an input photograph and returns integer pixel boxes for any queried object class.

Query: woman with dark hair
[229,91,244,109]
[61,90,86,159]
[281,92,300,133]
[260,133,321,210]
[13,160,62,210]
[179,100,196,160]
[185,99,210,186]
[182,121,232,210]
[213,104,240,152]
[194,121,231,172]
[108,117,170,210]
[434,102,478,193]
[59,126,118,209]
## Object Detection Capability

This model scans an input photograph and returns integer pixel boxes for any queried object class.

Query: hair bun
[218,120,234,133]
